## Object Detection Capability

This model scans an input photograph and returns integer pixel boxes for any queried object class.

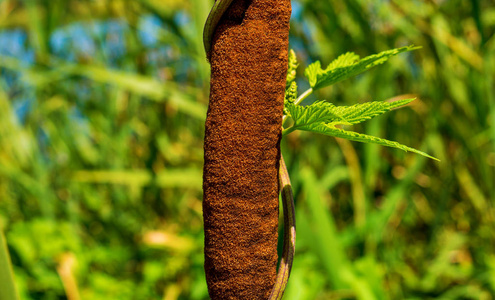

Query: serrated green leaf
[302,123,438,160]
[283,98,437,160]
[286,101,348,133]
[285,98,414,131]
[304,60,321,88]
[304,46,421,90]
[328,98,415,125]
[327,52,360,70]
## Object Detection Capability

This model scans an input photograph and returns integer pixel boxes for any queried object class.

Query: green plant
[282,46,437,161]
[202,0,438,298]
[0,230,20,300]
[1,0,492,299]
[272,45,438,298]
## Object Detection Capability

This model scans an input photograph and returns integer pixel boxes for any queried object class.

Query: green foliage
[0,0,494,299]
[285,101,347,130]
[285,49,436,160]
[306,124,435,160]
[286,98,414,130]
[304,46,420,90]
[0,230,20,300]
[0,1,207,299]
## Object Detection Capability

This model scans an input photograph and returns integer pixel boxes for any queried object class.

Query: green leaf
[283,98,438,160]
[303,124,438,160]
[286,98,414,131]
[326,52,360,70]
[0,231,20,300]
[328,98,415,125]
[304,46,421,90]
[285,101,348,133]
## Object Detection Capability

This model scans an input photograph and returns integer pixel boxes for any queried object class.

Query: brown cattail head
[202,0,291,299]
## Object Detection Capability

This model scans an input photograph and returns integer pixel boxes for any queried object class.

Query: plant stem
[295,87,313,106]
[268,155,296,300]
[282,126,296,136]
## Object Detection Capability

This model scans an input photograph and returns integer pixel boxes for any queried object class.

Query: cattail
[202,0,291,298]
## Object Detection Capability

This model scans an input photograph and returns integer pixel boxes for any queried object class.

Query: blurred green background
[0,0,494,299]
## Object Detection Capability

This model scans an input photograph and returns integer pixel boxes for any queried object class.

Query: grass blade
[0,231,20,300]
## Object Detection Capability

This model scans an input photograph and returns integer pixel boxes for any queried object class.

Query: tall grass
[0,230,20,300]
[0,0,494,299]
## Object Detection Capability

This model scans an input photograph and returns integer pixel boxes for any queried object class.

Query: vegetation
[283,46,437,161]
[0,0,494,299]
